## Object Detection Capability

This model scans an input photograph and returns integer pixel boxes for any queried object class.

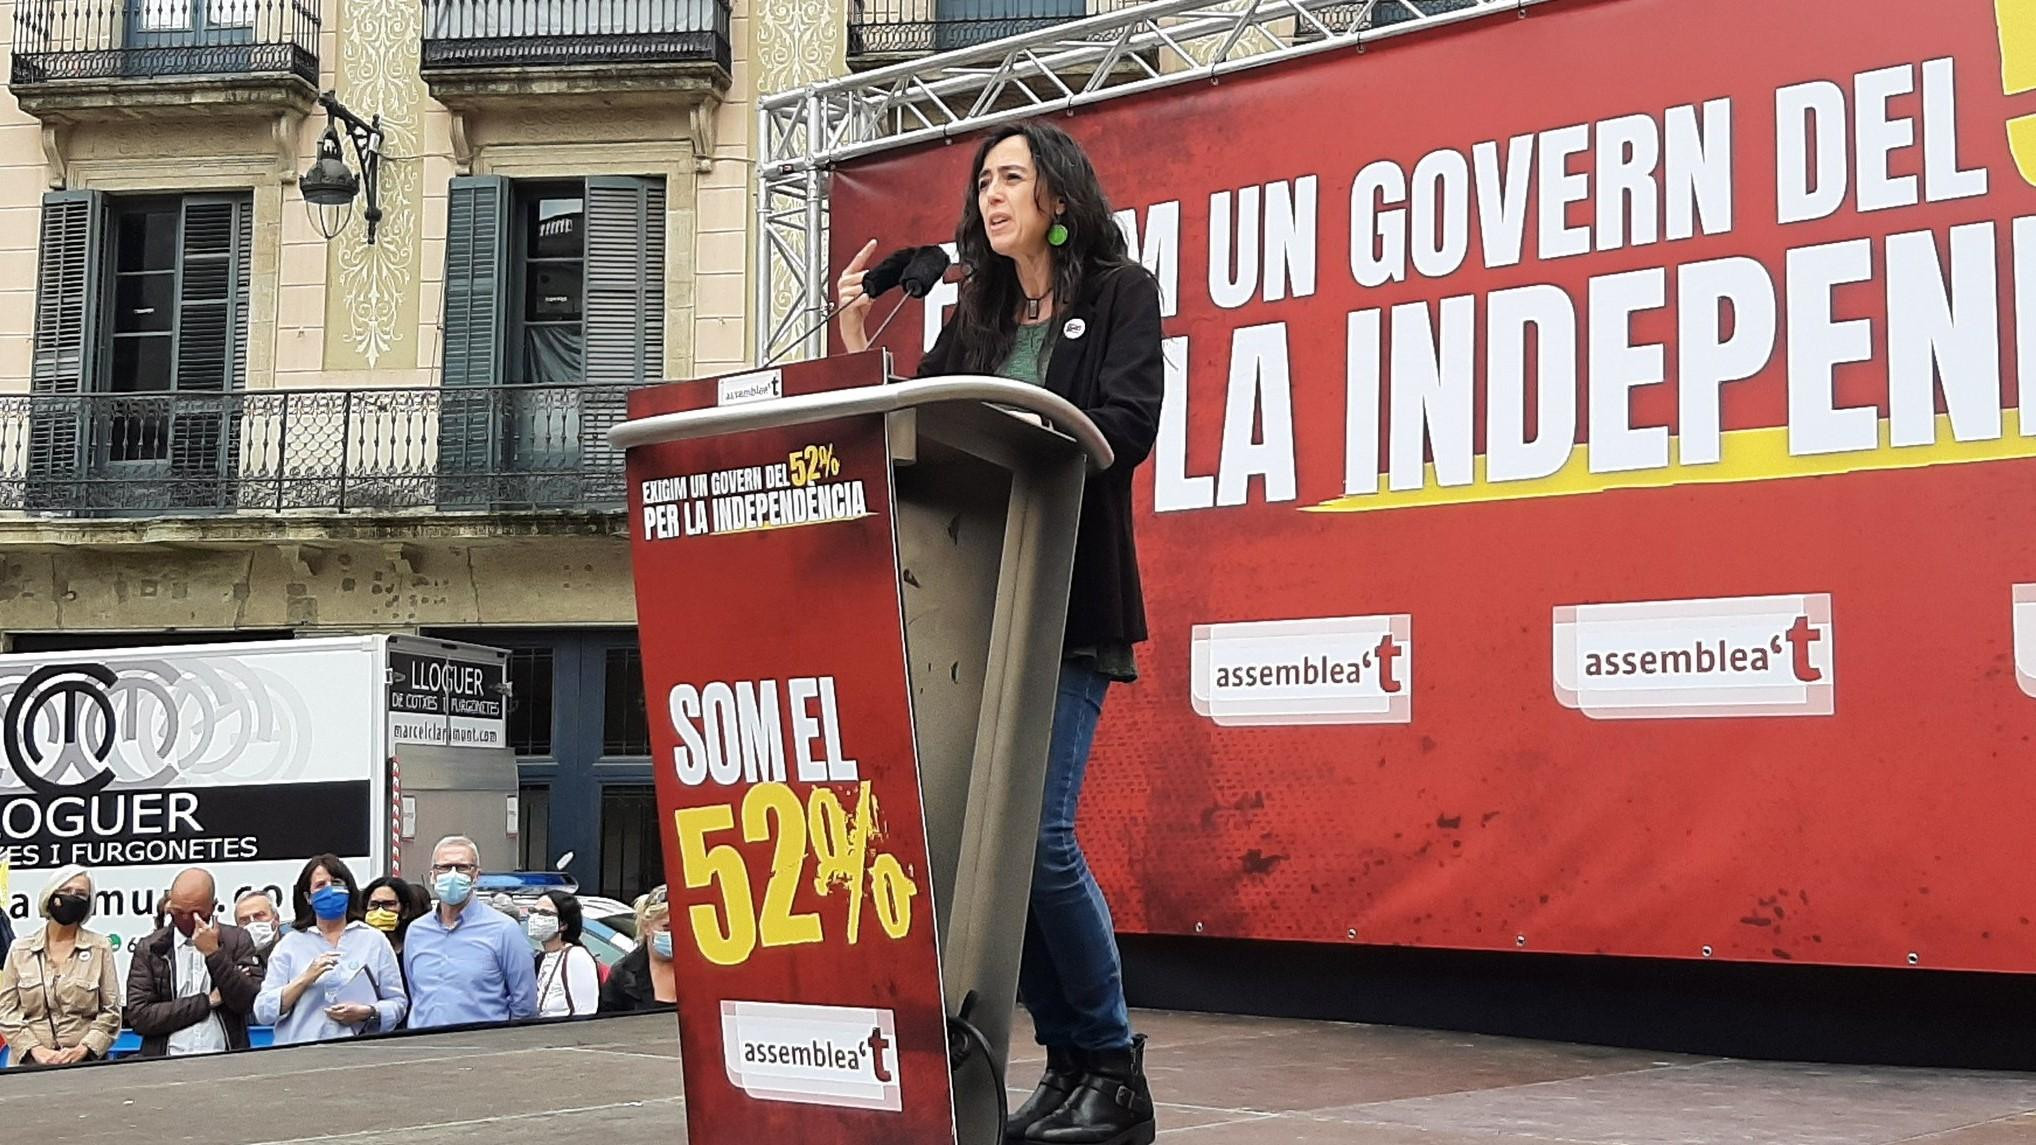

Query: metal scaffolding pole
[754,0,1547,364]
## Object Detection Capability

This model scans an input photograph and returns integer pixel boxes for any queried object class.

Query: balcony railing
[848,0,1136,56]
[845,0,1476,57]
[10,0,319,88]
[0,385,632,517]
[420,0,731,73]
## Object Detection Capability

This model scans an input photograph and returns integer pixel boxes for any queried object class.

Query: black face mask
[48,893,89,927]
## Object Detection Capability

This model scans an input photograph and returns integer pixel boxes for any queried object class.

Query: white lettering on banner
[1553,594,1835,720]
[1191,615,1413,726]
[1115,201,1182,317]
[1130,55,2036,516]
[720,1000,901,1111]
[669,676,857,789]
[2015,585,2036,699]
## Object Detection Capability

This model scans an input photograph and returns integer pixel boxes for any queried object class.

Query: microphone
[899,246,952,297]
[760,245,928,369]
[861,246,919,299]
[867,246,954,345]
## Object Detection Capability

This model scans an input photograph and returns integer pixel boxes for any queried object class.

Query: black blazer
[598,945,674,1015]
[919,263,1165,647]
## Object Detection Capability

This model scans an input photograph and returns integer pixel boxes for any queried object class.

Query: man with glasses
[402,835,538,1030]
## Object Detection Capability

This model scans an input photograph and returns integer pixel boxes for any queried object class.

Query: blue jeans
[1018,658,1133,1052]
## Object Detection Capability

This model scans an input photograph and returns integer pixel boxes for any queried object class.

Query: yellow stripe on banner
[1308,412,2036,514]
[1998,0,2036,186]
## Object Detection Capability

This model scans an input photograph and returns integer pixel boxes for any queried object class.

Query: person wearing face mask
[360,876,430,965]
[529,892,599,1019]
[126,867,264,1059]
[598,885,678,1014]
[233,890,284,973]
[254,854,407,1046]
[0,867,121,1067]
[403,836,538,1030]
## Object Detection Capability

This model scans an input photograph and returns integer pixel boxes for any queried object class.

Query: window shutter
[439,174,510,506]
[27,189,103,511]
[583,175,665,503]
[168,194,251,505]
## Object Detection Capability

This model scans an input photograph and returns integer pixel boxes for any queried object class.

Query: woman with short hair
[0,867,122,1067]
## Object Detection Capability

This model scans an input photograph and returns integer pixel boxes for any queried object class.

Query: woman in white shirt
[255,854,407,1045]
[530,892,600,1019]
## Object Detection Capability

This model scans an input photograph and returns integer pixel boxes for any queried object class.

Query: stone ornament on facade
[334,0,426,368]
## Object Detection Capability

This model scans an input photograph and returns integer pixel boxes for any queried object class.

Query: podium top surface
[607,374,1116,472]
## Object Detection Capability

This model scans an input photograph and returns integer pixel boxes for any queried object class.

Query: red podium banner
[624,356,957,1144]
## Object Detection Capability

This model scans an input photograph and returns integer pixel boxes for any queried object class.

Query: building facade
[0,0,1211,898]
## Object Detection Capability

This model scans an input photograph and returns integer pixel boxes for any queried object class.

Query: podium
[607,351,1112,1145]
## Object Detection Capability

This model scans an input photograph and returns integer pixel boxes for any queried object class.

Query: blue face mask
[310,885,351,921]
[651,931,673,959]
[434,871,475,907]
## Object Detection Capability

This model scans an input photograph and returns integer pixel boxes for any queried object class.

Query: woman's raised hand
[835,239,878,353]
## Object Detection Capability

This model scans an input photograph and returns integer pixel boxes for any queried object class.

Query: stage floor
[1,1009,2031,1143]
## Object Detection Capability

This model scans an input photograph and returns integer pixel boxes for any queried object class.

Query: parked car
[472,869,639,968]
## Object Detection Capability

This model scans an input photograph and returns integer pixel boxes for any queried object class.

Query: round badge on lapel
[1063,318,1087,340]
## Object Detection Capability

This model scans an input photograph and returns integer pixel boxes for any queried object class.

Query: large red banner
[625,359,956,1144]
[830,0,2036,971]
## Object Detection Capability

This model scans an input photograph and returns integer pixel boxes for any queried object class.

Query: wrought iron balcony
[9,0,319,90]
[0,385,632,518]
[845,0,1474,59]
[847,0,1135,58]
[420,0,732,74]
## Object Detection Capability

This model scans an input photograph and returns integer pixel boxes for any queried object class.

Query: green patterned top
[996,321,1053,386]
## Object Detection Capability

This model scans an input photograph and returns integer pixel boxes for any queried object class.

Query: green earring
[1047,219,1069,247]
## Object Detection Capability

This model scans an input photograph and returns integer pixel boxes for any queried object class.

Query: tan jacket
[0,927,122,1063]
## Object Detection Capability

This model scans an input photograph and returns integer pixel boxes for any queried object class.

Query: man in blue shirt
[403,835,538,1029]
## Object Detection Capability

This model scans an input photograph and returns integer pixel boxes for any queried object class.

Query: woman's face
[57,875,91,899]
[307,866,345,896]
[977,135,1061,261]
[533,895,562,923]
[365,885,402,916]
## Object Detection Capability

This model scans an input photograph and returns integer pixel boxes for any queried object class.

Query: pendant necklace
[1024,290,1051,322]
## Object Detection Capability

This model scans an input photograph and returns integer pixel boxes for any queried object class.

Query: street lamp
[301,90,384,244]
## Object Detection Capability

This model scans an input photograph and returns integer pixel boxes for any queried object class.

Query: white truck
[0,634,519,973]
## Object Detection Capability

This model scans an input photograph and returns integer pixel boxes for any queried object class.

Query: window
[438,174,663,507]
[515,186,586,387]
[603,646,651,757]
[600,784,664,902]
[507,646,555,756]
[27,190,252,509]
[518,784,552,870]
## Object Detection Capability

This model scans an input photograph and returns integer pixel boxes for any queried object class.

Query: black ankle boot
[1025,1034,1154,1145]
[1005,1045,1083,1142]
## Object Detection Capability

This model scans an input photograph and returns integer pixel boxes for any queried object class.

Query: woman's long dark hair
[951,120,1136,376]
[543,891,586,946]
[292,854,363,930]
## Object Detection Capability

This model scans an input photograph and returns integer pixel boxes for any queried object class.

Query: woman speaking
[839,120,1162,1145]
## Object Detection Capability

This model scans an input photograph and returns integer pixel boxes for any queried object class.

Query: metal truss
[755,0,1550,363]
